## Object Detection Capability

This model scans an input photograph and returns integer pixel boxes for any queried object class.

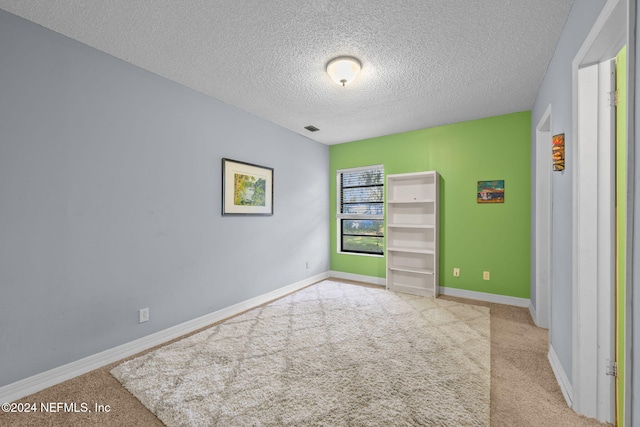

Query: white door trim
[571,0,625,422]
[573,61,602,420]
[596,58,616,422]
[534,104,552,329]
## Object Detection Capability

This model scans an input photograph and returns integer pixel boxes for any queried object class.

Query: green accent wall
[330,111,531,298]
[615,45,627,427]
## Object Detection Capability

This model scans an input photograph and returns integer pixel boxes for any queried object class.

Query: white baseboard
[548,344,573,407]
[328,273,530,308]
[328,270,386,286]
[529,302,538,323]
[439,286,530,307]
[0,271,329,404]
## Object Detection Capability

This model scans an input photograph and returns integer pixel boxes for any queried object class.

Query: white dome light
[326,57,361,87]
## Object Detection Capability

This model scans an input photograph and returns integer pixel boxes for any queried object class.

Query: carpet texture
[111,280,490,426]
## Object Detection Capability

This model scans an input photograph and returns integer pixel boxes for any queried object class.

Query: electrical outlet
[139,307,149,323]
[453,268,460,277]
[483,271,490,281]
[306,261,310,269]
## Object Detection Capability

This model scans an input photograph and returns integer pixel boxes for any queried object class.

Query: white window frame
[336,165,384,257]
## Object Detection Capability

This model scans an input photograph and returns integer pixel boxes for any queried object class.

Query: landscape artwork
[477,180,504,203]
[234,173,266,207]
[222,158,273,215]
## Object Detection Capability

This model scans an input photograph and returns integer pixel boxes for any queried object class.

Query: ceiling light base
[326,57,361,87]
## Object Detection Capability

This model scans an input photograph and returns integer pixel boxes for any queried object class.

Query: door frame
[571,0,626,422]
[534,105,552,329]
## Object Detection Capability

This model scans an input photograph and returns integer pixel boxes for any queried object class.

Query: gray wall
[531,0,608,382]
[0,10,330,387]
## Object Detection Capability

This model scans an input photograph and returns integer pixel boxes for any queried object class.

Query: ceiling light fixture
[326,56,361,87]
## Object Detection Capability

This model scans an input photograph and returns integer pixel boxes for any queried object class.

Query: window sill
[337,251,384,258]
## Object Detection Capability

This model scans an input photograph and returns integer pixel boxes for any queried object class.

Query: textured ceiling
[0,0,574,145]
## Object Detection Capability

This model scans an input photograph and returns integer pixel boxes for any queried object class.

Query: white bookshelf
[386,171,439,297]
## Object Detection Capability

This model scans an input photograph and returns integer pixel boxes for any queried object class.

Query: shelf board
[386,246,435,254]
[387,223,435,229]
[387,199,435,204]
[388,266,434,275]
[387,283,435,297]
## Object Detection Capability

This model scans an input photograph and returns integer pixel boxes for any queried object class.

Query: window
[337,165,384,255]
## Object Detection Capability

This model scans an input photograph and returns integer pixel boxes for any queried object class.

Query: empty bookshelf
[386,171,439,297]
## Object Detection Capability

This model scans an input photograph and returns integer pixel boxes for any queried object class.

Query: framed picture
[222,158,273,216]
[477,180,504,203]
[552,133,565,172]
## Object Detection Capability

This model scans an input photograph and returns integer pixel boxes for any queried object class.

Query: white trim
[529,301,537,324]
[0,269,539,403]
[385,170,436,179]
[0,272,330,404]
[534,103,552,329]
[328,272,531,308]
[336,165,385,256]
[571,0,624,421]
[335,251,384,258]
[595,58,616,422]
[575,0,626,66]
[573,61,600,420]
[328,270,386,286]
[549,344,574,408]
[438,286,530,308]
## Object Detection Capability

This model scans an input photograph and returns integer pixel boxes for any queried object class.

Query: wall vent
[304,125,320,132]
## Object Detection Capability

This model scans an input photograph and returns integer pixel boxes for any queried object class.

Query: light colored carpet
[111,280,490,426]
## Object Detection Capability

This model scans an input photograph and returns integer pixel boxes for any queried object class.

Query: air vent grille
[304,125,320,132]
